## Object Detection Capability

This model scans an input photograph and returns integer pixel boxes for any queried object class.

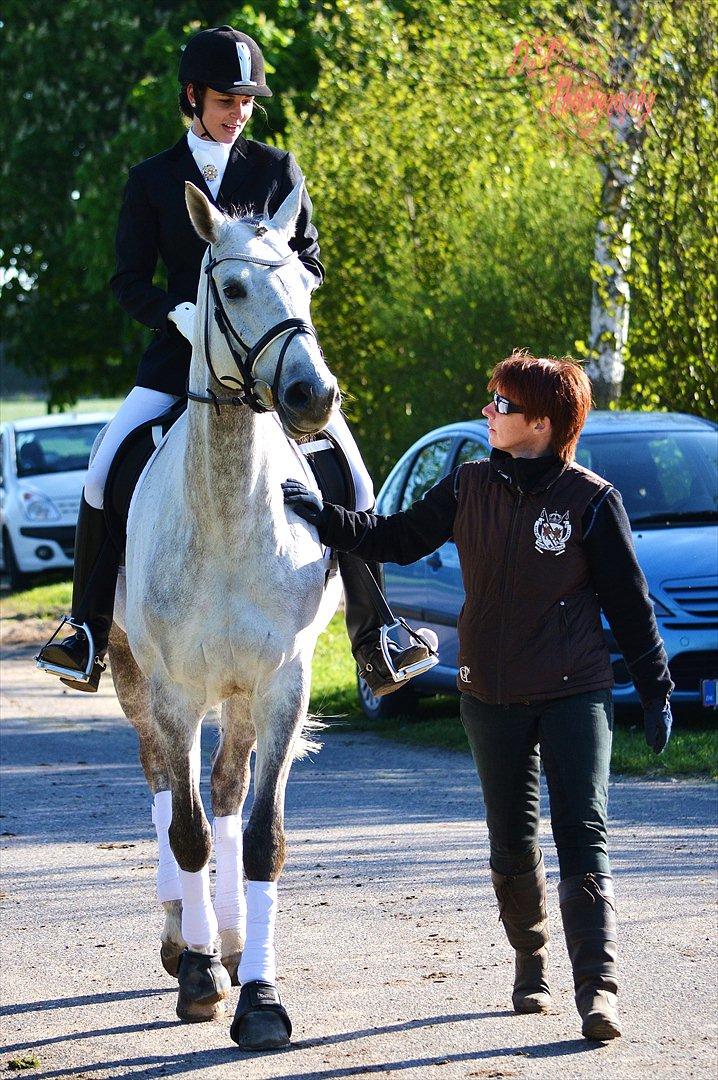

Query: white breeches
[84,387,180,509]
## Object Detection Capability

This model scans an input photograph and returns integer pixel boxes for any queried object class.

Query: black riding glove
[282,480,324,525]
[643,699,673,754]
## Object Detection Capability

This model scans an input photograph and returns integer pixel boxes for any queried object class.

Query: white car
[0,413,111,589]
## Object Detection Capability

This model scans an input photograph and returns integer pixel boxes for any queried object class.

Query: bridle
[187,247,320,422]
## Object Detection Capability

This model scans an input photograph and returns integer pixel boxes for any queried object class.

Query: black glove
[282,479,324,525]
[643,699,673,754]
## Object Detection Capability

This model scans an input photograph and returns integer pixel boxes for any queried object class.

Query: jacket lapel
[167,134,217,204]
[217,138,256,212]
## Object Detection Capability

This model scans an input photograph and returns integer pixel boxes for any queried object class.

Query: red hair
[487,350,592,462]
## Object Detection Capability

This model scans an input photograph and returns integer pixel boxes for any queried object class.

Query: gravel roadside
[1,642,717,1080]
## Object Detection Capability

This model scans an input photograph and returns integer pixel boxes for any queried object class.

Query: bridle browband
[187,248,320,421]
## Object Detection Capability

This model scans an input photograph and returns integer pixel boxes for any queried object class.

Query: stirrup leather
[378,620,439,684]
[35,615,106,684]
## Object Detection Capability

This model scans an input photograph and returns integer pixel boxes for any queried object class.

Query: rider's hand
[168,302,196,343]
[282,480,324,524]
[643,699,673,754]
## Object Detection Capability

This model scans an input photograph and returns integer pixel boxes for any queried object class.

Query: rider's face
[189,86,254,143]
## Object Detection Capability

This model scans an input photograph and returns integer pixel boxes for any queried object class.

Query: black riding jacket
[315,449,673,706]
[110,134,324,397]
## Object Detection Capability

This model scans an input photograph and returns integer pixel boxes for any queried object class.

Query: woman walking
[37,24,429,696]
[283,351,674,1041]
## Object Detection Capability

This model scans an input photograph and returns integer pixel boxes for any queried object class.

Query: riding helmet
[179,25,272,98]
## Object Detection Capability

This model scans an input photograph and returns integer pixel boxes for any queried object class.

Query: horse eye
[223,281,246,300]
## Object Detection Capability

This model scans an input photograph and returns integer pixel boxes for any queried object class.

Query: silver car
[0,413,111,589]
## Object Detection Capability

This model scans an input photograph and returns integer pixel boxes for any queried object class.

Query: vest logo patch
[459,665,471,683]
[534,508,571,555]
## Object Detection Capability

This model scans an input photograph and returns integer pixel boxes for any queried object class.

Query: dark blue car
[360,411,718,718]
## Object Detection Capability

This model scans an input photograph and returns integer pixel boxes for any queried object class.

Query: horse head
[185,180,340,437]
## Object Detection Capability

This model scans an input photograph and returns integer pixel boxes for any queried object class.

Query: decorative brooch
[202,163,219,182]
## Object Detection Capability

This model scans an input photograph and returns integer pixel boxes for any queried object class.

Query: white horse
[109,180,342,1049]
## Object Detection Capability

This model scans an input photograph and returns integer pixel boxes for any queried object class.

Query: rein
[188,249,319,421]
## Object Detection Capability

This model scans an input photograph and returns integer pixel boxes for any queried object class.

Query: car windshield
[576,429,718,524]
[14,423,106,478]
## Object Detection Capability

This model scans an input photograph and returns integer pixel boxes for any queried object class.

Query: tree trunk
[586,0,646,408]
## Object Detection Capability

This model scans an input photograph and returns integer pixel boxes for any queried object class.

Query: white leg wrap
[152,790,181,903]
[179,866,218,949]
[238,880,278,985]
[213,815,246,934]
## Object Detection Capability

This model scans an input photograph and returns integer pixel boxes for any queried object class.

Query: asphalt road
[1,641,717,1080]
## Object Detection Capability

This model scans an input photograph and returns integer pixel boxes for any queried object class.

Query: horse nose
[282,378,337,423]
[283,379,315,412]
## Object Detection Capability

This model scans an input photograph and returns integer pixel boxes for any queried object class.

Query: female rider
[37,24,430,695]
[283,351,674,1042]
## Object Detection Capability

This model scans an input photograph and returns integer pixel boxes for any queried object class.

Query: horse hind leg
[150,678,231,1022]
[211,691,255,986]
[107,624,186,977]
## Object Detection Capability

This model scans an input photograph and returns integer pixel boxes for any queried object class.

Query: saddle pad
[104,401,355,551]
[104,399,187,550]
[296,429,355,511]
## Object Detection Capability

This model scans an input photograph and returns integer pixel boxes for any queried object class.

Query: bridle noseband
[187,248,320,421]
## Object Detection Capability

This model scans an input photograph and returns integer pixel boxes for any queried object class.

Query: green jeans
[459,689,613,880]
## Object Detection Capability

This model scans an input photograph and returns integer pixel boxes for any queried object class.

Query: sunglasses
[492,391,524,415]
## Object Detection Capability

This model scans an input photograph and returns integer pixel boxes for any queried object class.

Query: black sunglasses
[492,391,524,415]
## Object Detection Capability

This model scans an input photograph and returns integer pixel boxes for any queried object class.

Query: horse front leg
[150,678,231,1022]
[108,625,186,977]
[210,691,255,986]
[229,659,310,1051]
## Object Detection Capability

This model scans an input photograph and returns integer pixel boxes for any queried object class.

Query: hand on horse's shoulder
[282,480,324,524]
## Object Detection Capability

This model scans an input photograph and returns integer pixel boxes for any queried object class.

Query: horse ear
[185,181,225,245]
[268,180,304,240]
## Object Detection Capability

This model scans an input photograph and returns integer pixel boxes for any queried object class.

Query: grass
[3,582,716,779]
[0,397,124,423]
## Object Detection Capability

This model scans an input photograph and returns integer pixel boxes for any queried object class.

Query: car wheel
[2,529,31,592]
[357,672,418,720]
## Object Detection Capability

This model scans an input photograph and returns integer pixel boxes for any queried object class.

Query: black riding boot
[491,851,551,1014]
[558,872,621,1041]
[36,495,120,692]
[338,552,430,698]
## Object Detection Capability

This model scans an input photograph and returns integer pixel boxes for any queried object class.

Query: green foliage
[287,0,597,477]
[624,0,717,415]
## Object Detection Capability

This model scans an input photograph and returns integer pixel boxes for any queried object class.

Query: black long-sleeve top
[315,450,673,706]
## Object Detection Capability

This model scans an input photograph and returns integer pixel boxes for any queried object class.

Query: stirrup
[35,615,105,684]
[379,620,439,685]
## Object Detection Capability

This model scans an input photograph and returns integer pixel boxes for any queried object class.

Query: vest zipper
[495,490,524,704]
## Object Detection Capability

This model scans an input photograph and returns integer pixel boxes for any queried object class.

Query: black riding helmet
[179,25,273,99]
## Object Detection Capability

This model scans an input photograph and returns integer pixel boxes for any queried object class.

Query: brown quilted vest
[452,459,614,704]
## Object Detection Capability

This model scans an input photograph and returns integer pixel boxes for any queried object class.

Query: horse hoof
[230,980,292,1050]
[232,1010,290,1049]
[176,949,231,1024]
[160,941,184,979]
[222,952,241,987]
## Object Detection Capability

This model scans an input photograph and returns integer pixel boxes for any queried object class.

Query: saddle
[103,402,355,552]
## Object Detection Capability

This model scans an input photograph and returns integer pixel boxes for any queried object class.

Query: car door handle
[426,551,443,570]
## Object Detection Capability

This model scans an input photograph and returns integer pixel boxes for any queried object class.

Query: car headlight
[20,490,62,522]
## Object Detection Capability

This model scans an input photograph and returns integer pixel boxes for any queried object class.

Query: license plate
[701,679,718,708]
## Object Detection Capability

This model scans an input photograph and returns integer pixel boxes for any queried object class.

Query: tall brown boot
[491,851,551,1014]
[558,872,621,1041]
